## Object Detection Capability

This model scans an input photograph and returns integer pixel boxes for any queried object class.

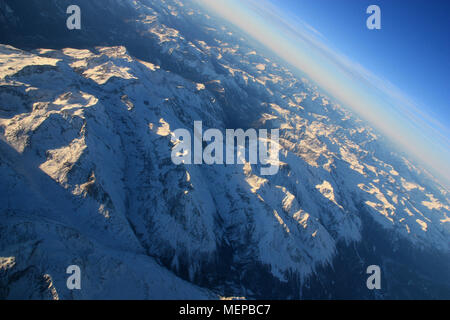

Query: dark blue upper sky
[272,0,450,127]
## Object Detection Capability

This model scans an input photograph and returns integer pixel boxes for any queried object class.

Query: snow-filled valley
[0,0,449,299]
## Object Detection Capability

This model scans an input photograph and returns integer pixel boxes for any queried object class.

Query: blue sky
[273,0,450,126]
[197,0,450,186]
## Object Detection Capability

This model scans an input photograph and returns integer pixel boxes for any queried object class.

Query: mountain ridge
[0,0,449,299]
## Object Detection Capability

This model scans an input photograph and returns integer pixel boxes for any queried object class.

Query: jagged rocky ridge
[0,0,449,299]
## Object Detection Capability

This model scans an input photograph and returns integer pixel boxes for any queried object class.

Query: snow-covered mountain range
[0,0,449,299]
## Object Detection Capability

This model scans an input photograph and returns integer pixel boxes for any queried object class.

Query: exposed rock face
[0,0,449,299]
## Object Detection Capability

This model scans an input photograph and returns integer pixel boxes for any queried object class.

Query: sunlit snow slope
[0,0,449,299]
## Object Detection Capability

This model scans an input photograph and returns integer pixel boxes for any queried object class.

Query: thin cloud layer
[196,0,450,187]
